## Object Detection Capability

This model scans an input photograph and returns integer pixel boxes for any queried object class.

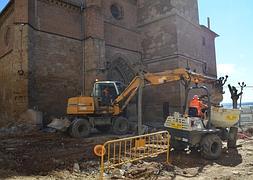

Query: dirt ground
[0,129,253,180]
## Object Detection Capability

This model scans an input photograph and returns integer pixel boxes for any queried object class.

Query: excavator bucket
[47,117,71,131]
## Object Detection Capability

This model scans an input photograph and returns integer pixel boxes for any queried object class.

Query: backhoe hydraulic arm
[112,68,217,115]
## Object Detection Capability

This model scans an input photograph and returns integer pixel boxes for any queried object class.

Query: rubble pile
[0,109,44,137]
[238,127,253,140]
[0,123,36,136]
[107,161,168,179]
[245,128,253,136]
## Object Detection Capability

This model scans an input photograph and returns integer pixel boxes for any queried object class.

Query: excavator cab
[91,81,126,101]
[91,81,126,109]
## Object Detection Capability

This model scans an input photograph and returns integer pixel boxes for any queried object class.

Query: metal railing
[95,131,170,179]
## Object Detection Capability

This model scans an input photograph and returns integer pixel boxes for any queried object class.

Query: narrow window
[202,36,206,46]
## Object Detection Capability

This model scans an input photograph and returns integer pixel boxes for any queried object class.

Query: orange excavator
[63,68,218,138]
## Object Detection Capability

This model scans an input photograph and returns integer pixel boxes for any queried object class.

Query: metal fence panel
[95,131,170,179]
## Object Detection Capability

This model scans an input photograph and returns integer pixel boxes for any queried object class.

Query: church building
[0,0,218,126]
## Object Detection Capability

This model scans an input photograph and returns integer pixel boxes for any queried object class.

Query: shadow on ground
[0,130,123,179]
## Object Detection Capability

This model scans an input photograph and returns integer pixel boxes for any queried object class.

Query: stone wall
[0,1,29,126]
[0,0,218,127]
[103,0,142,122]
[137,0,181,124]
[31,0,82,39]
[137,0,218,124]
[28,29,83,119]
[103,0,141,77]
[171,0,199,24]
[28,0,83,119]
[200,26,217,76]
[0,3,15,124]
[84,0,106,94]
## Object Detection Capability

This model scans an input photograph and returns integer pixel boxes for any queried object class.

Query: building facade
[0,0,218,126]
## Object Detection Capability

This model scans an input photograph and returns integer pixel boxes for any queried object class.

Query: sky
[198,0,253,103]
[0,0,8,12]
[0,0,252,103]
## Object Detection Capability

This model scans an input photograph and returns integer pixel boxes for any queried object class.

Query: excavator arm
[112,68,217,115]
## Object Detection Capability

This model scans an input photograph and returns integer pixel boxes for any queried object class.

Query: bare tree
[228,83,244,109]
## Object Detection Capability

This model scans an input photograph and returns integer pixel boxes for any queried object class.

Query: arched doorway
[107,57,136,84]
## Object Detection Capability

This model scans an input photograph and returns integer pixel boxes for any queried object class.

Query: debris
[0,123,37,136]
[248,162,253,166]
[121,162,132,170]
[247,152,253,156]
[47,117,71,132]
[73,163,80,173]
[247,172,253,175]
[1,130,253,180]
[232,170,241,175]
[120,162,162,179]
[238,132,253,140]
[111,169,125,179]
[42,127,57,133]
[18,109,43,128]
[245,128,253,136]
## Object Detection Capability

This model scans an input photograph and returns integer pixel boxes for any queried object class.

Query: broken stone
[121,162,132,170]
[73,163,80,173]
[247,171,253,175]
[246,148,253,152]
[247,152,253,156]
[128,167,146,176]
[111,169,125,179]
[232,170,241,175]
[18,109,43,127]
[48,117,71,132]
[0,122,36,136]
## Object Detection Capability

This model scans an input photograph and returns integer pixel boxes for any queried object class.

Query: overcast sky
[1,0,252,104]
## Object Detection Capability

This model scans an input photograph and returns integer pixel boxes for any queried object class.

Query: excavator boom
[112,68,217,115]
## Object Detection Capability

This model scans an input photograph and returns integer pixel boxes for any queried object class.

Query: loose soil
[0,130,253,180]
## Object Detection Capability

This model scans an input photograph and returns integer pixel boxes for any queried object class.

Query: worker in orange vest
[189,95,208,117]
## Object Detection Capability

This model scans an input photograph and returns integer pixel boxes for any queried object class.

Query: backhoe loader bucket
[47,118,71,131]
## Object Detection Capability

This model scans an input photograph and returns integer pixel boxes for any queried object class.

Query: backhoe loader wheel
[112,117,128,135]
[201,134,222,160]
[227,127,238,149]
[69,119,90,138]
